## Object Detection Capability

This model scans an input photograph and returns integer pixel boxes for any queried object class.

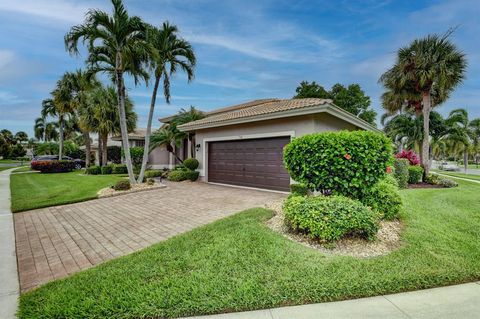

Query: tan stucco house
[171,98,380,192]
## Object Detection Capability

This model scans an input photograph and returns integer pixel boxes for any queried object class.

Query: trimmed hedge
[31,160,75,173]
[112,164,128,174]
[361,178,403,220]
[113,180,131,191]
[408,165,423,184]
[101,165,113,175]
[290,183,310,196]
[183,158,199,170]
[85,165,101,175]
[284,131,392,199]
[393,158,409,189]
[283,195,380,242]
[167,170,199,182]
[145,170,163,178]
[425,174,458,188]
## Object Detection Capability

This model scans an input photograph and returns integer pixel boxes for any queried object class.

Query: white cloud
[0,90,28,105]
[351,53,396,79]
[0,0,104,24]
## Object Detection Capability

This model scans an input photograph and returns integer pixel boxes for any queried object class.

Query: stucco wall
[194,114,363,179]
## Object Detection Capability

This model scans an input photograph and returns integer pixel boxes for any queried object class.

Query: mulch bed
[408,182,443,189]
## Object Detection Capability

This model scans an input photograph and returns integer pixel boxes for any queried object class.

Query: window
[136,140,145,147]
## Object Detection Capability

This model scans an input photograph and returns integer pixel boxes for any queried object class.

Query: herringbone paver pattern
[14,181,284,292]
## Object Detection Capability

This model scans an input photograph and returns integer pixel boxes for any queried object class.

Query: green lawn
[433,170,480,181]
[0,166,14,172]
[19,181,480,318]
[12,166,33,173]
[10,171,127,212]
[0,159,29,164]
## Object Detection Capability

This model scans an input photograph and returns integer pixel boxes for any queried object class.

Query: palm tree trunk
[84,131,91,167]
[422,92,431,176]
[115,53,136,184]
[102,134,108,166]
[138,75,160,183]
[59,116,64,160]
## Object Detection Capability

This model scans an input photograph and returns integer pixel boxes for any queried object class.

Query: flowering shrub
[283,131,393,199]
[31,160,75,173]
[395,150,420,166]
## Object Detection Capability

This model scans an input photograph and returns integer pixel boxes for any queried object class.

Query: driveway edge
[0,168,19,319]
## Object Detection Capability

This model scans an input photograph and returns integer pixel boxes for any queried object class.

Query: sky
[0,0,479,136]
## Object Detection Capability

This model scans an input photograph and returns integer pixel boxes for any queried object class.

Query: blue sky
[0,0,478,136]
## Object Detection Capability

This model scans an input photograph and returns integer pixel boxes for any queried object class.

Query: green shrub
[426,174,458,188]
[122,147,144,168]
[30,160,75,173]
[183,158,199,170]
[290,183,310,196]
[383,174,399,187]
[145,170,163,178]
[284,131,392,198]
[101,165,113,175]
[85,165,101,175]
[147,178,155,185]
[408,165,423,184]
[112,164,127,174]
[107,146,122,164]
[167,170,199,182]
[113,180,131,191]
[283,195,379,242]
[361,179,403,220]
[393,158,409,189]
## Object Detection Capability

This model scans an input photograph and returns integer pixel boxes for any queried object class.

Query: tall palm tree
[44,122,59,142]
[65,0,149,183]
[149,124,186,164]
[137,22,196,183]
[379,31,467,175]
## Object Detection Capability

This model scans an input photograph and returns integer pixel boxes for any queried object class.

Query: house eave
[177,103,381,133]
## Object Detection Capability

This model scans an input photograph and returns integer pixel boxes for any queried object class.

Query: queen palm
[380,31,467,175]
[444,109,470,172]
[137,22,196,183]
[469,119,480,166]
[150,124,186,164]
[34,117,46,140]
[65,0,149,183]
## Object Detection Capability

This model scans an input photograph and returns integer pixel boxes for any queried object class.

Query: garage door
[207,136,290,191]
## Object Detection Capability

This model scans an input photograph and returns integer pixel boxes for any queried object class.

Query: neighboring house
[174,98,380,192]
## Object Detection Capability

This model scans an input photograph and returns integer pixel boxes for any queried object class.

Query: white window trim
[200,131,295,180]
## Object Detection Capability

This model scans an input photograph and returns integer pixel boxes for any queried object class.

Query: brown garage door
[208,136,290,191]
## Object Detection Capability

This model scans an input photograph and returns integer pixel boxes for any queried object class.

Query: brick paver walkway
[14,182,284,292]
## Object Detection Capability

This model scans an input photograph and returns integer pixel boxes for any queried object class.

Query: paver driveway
[14,181,285,293]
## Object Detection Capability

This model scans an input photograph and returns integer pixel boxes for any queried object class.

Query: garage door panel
[208,136,290,191]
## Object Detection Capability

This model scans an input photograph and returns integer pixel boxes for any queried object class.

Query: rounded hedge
[361,178,403,220]
[31,160,75,173]
[112,164,127,174]
[101,165,113,175]
[183,158,199,171]
[283,195,380,242]
[393,158,409,189]
[167,170,199,182]
[85,165,101,175]
[283,131,392,199]
[113,180,131,191]
[408,165,423,184]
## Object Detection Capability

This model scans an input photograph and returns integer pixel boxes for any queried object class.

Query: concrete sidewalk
[0,168,19,319]
[185,282,480,319]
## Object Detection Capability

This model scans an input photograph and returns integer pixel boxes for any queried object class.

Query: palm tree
[171,106,204,157]
[84,85,137,166]
[469,119,480,167]
[379,31,467,175]
[444,109,470,172]
[34,117,46,141]
[14,131,28,144]
[44,122,59,142]
[137,22,196,183]
[383,112,423,152]
[149,124,186,164]
[65,0,149,183]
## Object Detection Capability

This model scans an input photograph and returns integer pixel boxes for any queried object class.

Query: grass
[10,171,127,212]
[0,166,14,172]
[18,181,480,318]
[12,166,32,173]
[433,170,480,181]
[0,159,29,164]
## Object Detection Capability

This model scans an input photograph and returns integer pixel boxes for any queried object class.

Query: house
[173,98,380,192]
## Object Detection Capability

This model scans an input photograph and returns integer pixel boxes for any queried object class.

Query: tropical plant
[444,108,470,172]
[149,124,186,163]
[379,31,467,175]
[137,22,196,183]
[14,131,28,144]
[65,0,150,183]
[171,106,204,157]
[469,118,480,165]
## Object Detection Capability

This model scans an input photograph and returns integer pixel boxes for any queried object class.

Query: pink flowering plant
[395,150,420,166]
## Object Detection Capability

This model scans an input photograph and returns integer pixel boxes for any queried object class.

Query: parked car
[31,155,86,170]
[439,162,460,171]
